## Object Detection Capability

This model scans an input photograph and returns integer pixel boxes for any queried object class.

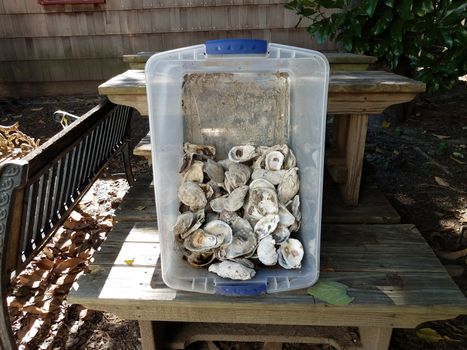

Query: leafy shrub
[285,0,467,92]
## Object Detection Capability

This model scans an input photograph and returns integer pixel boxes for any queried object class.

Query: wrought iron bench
[0,100,134,350]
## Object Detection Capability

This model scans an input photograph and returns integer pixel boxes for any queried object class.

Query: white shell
[278,204,296,227]
[244,187,279,222]
[249,178,275,191]
[204,220,233,246]
[210,195,227,213]
[228,144,257,163]
[172,211,194,238]
[218,227,256,260]
[265,151,284,171]
[271,225,290,244]
[224,163,251,192]
[208,261,256,280]
[178,181,207,210]
[251,168,286,186]
[223,185,249,212]
[278,238,304,269]
[257,235,278,266]
[183,229,222,252]
[277,167,300,204]
[183,142,216,158]
[284,148,296,169]
[204,159,225,185]
[254,214,280,240]
[182,160,204,183]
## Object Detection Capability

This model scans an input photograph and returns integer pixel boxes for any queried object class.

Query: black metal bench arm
[0,100,134,349]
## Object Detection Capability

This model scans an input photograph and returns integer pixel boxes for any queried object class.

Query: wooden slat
[0,0,293,15]
[0,5,309,38]
[99,70,425,116]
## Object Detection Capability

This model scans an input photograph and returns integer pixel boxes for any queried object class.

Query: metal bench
[0,100,134,350]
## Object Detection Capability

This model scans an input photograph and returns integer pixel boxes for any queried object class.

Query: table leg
[359,326,392,350]
[139,321,156,350]
[333,114,369,206]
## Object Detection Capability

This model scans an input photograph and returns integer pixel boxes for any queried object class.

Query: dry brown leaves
[0,123,40,162]
[7,178,129,350]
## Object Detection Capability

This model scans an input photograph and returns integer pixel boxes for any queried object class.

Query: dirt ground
[0,82,466,349]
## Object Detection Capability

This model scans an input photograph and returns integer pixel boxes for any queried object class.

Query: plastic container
[146,39,329,295]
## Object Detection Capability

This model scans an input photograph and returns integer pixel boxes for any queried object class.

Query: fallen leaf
[23,305,48,318]
[124,258,135,266]
[54,257,85,272]
[381,120,391,128]
[452,151,464,159]
[87,265,104,274]
[435,248,467,260]
[307,281,354,305]
[134,205,146,211]
[30,107,44,112]
[450,156,466,165]
[416,328,461,343]
[432,133,450,140]
[434,176,450,187]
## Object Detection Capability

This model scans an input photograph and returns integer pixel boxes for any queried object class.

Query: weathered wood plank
[0,5,309,38]
[98,70,425,116]
[139,321,156,350]
[0,81,99,98]
[0,0,293,15]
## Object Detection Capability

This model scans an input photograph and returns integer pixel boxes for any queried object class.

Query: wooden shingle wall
[0,0,338,97]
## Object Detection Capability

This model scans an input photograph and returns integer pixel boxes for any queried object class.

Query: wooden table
[68,178,467,350]
[98,69,425,205]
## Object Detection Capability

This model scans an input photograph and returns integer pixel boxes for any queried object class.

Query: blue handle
[215,283,267,296]
[205,39,268,55]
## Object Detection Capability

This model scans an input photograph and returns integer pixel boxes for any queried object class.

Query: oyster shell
[178,181,207,210]
[244,187,279,222]
[210,195,227,213]
[199,183,214,199]
[185,250,215,268]
[257,235,278,266]
[251,168,286,186]
[204,159,225,186]
[183,142,216,158]
[230,258,255,269]
[265,151,284,171]
[216,227,256,260]
[183,229,222,252]
[219,210,239,224]
[224,185,249,212]
[204,220,233,246]
[224,163,251,192]
[277,167,299,204]
[284,148,296,169]
[173,210,205,240]
[254,214,280,240]
[249,178,275,191]
[271,225,290,244]
[182,160,204,183]
[208,261,256,280]
[278,238,304,269]
[278,204,296,227]
[228,144,257,163]
[286,195,301,232]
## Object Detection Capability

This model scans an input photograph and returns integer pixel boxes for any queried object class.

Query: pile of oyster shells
[173,143,303,280]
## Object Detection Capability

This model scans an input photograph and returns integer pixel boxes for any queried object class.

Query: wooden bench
[0,100,135,350]
[123,52,377,71]
[98,69,425,206]
[68,178,467,350]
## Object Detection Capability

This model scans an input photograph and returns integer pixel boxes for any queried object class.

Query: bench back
[0,100,134,349]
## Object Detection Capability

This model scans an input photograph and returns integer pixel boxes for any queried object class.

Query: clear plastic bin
[146,39,329,295]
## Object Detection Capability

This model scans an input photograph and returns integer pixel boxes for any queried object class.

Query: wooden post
[333,114,369,206]
[359,327,393,350]
[139,321,156,350]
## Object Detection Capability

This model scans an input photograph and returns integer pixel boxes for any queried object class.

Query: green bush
[285,0,467,92]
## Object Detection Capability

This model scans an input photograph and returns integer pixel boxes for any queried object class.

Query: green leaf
[307,281,355,305]
[416,328,462,343]
[366,0,380,17]
[384,0,394,7]
[397,0,413,20]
